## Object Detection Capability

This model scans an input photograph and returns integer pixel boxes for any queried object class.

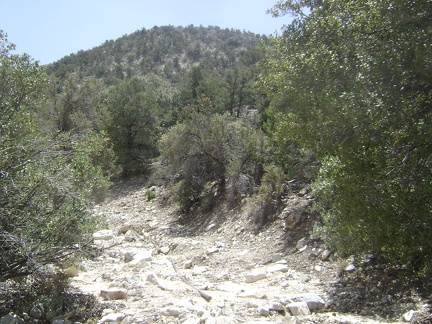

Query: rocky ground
[64,179,431,324]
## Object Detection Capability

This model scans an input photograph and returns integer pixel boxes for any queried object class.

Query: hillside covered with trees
[1,0,431,321]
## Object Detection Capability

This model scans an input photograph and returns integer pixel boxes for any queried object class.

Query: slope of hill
[46,25,265,83]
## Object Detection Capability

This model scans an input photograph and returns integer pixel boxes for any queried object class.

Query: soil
[68,178,432,323]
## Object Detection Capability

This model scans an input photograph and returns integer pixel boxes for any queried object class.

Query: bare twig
[169,258,212,302]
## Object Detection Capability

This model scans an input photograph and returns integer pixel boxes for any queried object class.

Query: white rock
[402,310,416,322]
[296,237,308,250]
[206,224,216,231]
[98,312,125,323]
[291,293,325,311]
[345,263,356,272]
[126,250,152,268]
[258,304,270,316]
[183,259,193,269]
[206,247,219,255]
[160,307,182,317]
[192,266,208,275]
[271,254,283,262]
[100,289,127,300]
[287,301,311,316]
[93,230,114,240]
[147,273,167,290]
[267,263,289,274]
[245,271,267,283]
[159,246,170,254]
[269,301,285,311]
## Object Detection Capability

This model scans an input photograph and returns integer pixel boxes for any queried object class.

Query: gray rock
[98,312,126,323]
[291,293,325,311]
[269,301,285,312]
[159,246,170,254]
[267,263,289,274]
[321,249,333,261]
[287,301,311,316]
[160,307,182,317]
[271,253,283,262]
[93,230,114,240]
[29,303,44,319]
[296,237,308,250]
[258,304,270,316]
[0,313,24,324]
[402,310,417,322]
[245,271,267,283]
[100,289,128,300]
[147,272,167,290]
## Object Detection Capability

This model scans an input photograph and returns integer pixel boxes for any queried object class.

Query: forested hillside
[1,1,431,321]
[47,25,265,83]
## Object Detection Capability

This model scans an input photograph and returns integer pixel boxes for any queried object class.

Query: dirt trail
[69,180,408,323]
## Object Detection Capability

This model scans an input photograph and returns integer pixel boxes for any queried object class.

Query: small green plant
[146,189,156,201]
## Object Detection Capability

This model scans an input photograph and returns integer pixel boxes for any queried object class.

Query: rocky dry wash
[59,180,430,323]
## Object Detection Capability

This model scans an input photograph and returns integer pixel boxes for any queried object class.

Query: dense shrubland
[1,1,431,316]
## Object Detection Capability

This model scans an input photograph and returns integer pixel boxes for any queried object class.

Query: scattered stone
[271,253,283,262]
[183,259,193,269]
[291,293,325,311]
[160,307,182,317]
[296,237,308,250]
[159,246,170,254]
[215,241,225,248]
[245,271,267,283]
[287,301,311,316]
[267,263,289,274]
[258,304,270,316]
[29,304,44,319]
[284,212,302,230]
[118,224,132,235]
[345,263,356,272]
[93,230,114,240]
[269,301,285,312]
[192,266,208,275]
[147,272,167,290]
[320,249,333,261]
[100,289,128,300]
[206,247,219,255]
[123,252,134,263]
[402,310,417,322]
[126,250,152,268]
[98,312,126,323]
[206,224,216,231]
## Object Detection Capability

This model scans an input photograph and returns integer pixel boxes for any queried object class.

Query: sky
[1,0,289,65]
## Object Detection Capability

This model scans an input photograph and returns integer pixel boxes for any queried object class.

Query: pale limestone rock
[287,301,311,316]
[100,289,128,300]
[245,271,267,283]
[291,293,325,311]
[160,307,182,317]
[147,272,167,290]
[267,263,289,274]
[98,312,126,323]
[93,230,114,240]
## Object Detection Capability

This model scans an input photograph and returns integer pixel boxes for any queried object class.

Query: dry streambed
[67,184,419,324]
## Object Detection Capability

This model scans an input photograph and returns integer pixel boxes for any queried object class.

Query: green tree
[262,1,432,273]
[0,31,110,281]
[105,75,176,175]
[160,96,265,210]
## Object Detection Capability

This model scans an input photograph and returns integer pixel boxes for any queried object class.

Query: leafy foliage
[0,31,111,281]
[105,75,177,175]
[160,96,265,210]
[262,0,432,274]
